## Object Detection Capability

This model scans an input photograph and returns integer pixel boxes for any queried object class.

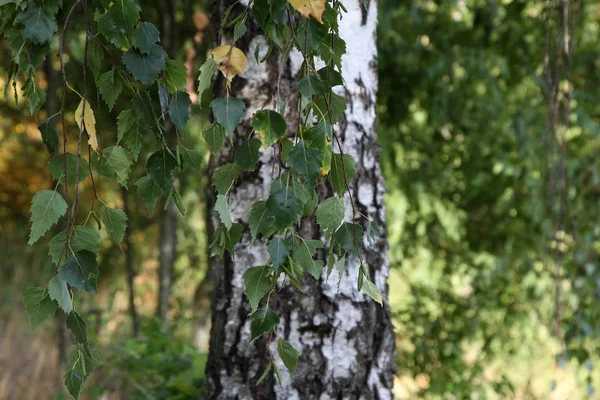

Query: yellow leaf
[211,45,248,86]
[74,99,98,152]
[288,0,325,23]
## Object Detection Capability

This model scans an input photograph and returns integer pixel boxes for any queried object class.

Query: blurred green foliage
[379,0,600,397]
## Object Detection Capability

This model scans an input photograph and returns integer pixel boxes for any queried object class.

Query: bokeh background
[2,0,600,399]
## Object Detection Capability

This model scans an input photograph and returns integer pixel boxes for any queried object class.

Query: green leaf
[97,69,123,111]
[133,22,160,54]
[164,59,187,93]
[169,91,191,132]
[297,17,327,52]
[251,109,287,147]
[28,190,67,245]
[94,10,128,48]
[101,206,128,246]
[266,183,303,231]
[267,238,291,271]
[287,141,322,186]
[203,122,226,153]
[212,163,240,195]
[135,176,161,214]
[243,265,272,310]
[334,222,364,256]
[23,287,57,329]
[362,277,382,305]
[249,200,276,241]
[366,221,380,248]
[59,250,99,294]
[197,59,217,107]
[330,153,355,196]
[215,194,232,229]
[298,76,330,98]
[67,344,98,379]
[292,239,324,279]
[314,92,346,123]
[110,0,140,31]
[234,138,262,171]
[250,306,279,341]
[102,146,132,187]
[48,276,72,313]
[48,153,91,186]
[25,84,46,114]
[316,198,344,239]
[181,148,203,171]
[17,7,57,44]
[280,138,293,163]
[210,97,246,139]
[146,149,178,194]
[277,338,299,374]
[64,368,84,399]
[304,122,331,150]
[122,45,167,85]
[38,119,59,154]
[48,225,99,266]
[317,66,343,87]
[116,109,143,160]
[67,310,88,344]
[233,20,247,41]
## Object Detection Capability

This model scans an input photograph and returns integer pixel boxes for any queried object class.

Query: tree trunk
[204,0,396,398]
[122,186,140,337]
[158,199,178,330]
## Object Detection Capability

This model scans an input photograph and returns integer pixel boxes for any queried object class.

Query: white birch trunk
[204,1,396,398]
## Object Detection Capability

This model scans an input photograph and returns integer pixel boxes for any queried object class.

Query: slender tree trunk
[122,187,140,337]
[204,1,396,398]
[158,198,178,330]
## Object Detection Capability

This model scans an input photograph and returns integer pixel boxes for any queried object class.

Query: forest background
[1,0,600,399]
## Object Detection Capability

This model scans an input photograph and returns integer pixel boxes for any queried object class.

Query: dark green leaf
[169,91,191,132]
[234,138,262,171]
[243,265,272,310]
[97,69,122,111]
[330,153,355,196]
[298,76,330,98]
[48,276,72,313]
[64,368,84,399]
[23,287,57,329]
[38,118,59,154]
[267,237,291,271]
[297,17,327,53]
[249,200,276,241]
[212,163,240,195]
[314,92,346,123]
[304,122,331,150]
[317,66,343,87]
[102,146,131,187]
[59,250,99,294]
[251,109,287,147]
[67,310,88,344]
[210,97,246,138]
[135,176,161,214]
[203,122,226,153]
[164,59,187,93]
[277,338,299,374]
[101,206,128,246]
[48,153,91,186]
[215,194,232,229]
[292,239,324,279]
[28,190,67,244]
[287,141,322,186]
[197,59,217,107]
[250,306,279,341]
[266,183,303,230]
[334,222,364,256]
[122,45,167,85]
[48,225,99,266]
[110,0,140,31]
[146,150,178,194]
[233,20,247,41]
[133,22,160,54]
[17,7,57,44]
[316,198,344,239]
